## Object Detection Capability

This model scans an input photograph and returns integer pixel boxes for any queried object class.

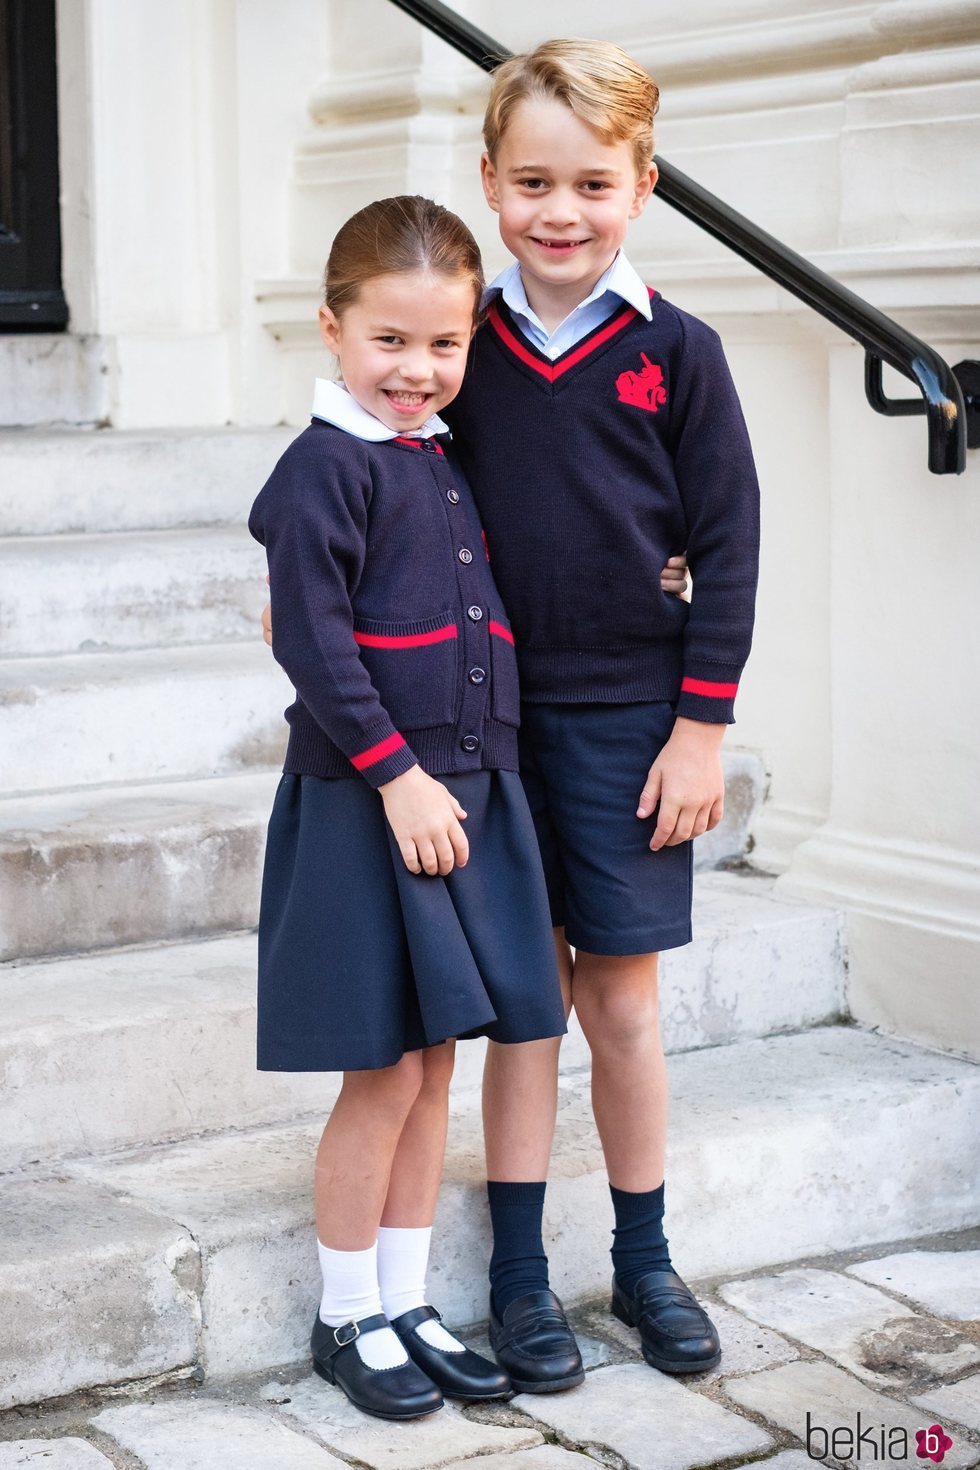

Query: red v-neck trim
[486,286,655,384]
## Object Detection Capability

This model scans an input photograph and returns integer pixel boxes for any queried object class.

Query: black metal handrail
[388,0,975,475]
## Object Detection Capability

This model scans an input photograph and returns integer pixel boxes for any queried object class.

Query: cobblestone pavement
[2,1230,978,1470]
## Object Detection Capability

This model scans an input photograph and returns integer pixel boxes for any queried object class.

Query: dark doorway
[0,0,67,330]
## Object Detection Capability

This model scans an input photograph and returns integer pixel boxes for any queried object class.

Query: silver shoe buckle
[333,1320,359,1348]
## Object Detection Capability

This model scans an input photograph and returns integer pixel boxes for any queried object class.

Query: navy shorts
[517,700,693,956]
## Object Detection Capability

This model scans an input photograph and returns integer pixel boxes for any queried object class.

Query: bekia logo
[806,1413,954,1463]
[916,1425,954,1464]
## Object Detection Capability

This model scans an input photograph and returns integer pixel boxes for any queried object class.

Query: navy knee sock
[486,1180,549,1315]
[609,1182,673,1294]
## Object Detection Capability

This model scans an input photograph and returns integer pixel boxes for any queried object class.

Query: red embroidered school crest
[616,352,667,413]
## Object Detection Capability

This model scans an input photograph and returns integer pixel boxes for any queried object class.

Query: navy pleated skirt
[256,769,566,1072]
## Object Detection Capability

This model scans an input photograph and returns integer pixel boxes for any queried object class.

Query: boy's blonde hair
[483,39,659,176]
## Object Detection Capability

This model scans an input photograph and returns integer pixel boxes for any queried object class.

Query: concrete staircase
[2,426,978,1413]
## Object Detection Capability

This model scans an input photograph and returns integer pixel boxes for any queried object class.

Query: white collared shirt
[483,251,652,361]
[310,378,449,442]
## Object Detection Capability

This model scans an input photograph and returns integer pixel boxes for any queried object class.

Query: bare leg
[382,1041,457,1227]
[570,950,666,1190]
[482,928,572,1180]
[314,1050,425,1249]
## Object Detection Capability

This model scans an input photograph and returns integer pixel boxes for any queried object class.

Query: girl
[248,195,568,1421]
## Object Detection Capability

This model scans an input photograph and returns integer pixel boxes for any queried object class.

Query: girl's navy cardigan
[446,290,761,724]
[249,422,521,789]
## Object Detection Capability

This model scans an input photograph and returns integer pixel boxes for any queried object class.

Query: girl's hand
[380,766,469,875]
[661,553,690,600]
[637,718,725,850]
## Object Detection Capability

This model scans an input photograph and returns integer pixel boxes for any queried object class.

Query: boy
[444,39,759,1388]
[263,37,758,1389]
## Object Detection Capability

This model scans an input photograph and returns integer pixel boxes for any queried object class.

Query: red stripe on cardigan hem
[353,625,458,649]
[488,621,515,645]
[350,732,407,770]
[680,677,739,698]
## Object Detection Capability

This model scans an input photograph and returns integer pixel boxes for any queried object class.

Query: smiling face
[318,269,477,433]
[481,95,657,326]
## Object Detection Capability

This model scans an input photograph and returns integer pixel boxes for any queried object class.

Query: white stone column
[55,0,239,426]
[779,18,980,1059]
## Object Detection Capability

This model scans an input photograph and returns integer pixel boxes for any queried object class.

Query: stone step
[0,335,109,429]
[0,642,290,795]
[0,526,268,656]
[0,426,295,536]
[3,1026,977,1408]
[0,771,277,963]
[0,754,765,962]
[0,872,843,1171]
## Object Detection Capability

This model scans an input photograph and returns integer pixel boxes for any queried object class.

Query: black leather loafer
[391,1304,512,1401]
[311,1311,444,1420]
[488,1288,585,1394]
[611,1270,721,1373]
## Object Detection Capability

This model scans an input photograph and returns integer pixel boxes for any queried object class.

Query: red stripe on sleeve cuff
[680,677,739,698]
[350,732,407,771]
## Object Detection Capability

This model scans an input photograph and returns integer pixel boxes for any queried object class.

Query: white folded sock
[316,1239,408,1370]
[377,1225,466,1354]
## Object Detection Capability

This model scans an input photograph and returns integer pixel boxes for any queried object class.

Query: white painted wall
[49,0,980,1055]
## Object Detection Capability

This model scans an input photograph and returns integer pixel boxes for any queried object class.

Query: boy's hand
[660,552,690,600]
[380,765,469,876]
[637,718,725,850]
[261,577,273,647]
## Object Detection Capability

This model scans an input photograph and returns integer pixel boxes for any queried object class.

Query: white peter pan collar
[311,378,449,442]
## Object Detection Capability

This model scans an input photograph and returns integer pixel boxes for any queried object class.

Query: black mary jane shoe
[611,1269,721,1374]
[391,1304,512,1402]
[488,1288,585,1394]
[311,1311,444,1420]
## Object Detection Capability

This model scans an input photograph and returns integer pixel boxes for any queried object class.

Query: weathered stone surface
[751,1456,819,1470]
[261,1375,541,1469]
[586,1298,799,1379]
[662,872,843,1049]
[69,1028,980,1386]
[725,1361,980,1469]
[92,1399,347,1469]
[913,1373,980,1433]
[442,1449,597,1470]
[77,1121,322,1378]
[758,1452,822,1464]
[0,933,332,1170]
[848,1251,980,1322]
[0,642,289,794]
[0,525,268,657]
[513,1363,772,1470]
[0,341,109,432]
[0,426,295,535]
[0,1442,114,1469]
[0,1176,199,1410]
[0,770,276,961]
[719,1267,980,1387]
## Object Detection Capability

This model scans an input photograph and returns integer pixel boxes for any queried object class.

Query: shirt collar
[483,250,652,327]
[311,378,449,442]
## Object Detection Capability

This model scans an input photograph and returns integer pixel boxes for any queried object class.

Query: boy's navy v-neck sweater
[248,422,521,788]
[445,289,760,723]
